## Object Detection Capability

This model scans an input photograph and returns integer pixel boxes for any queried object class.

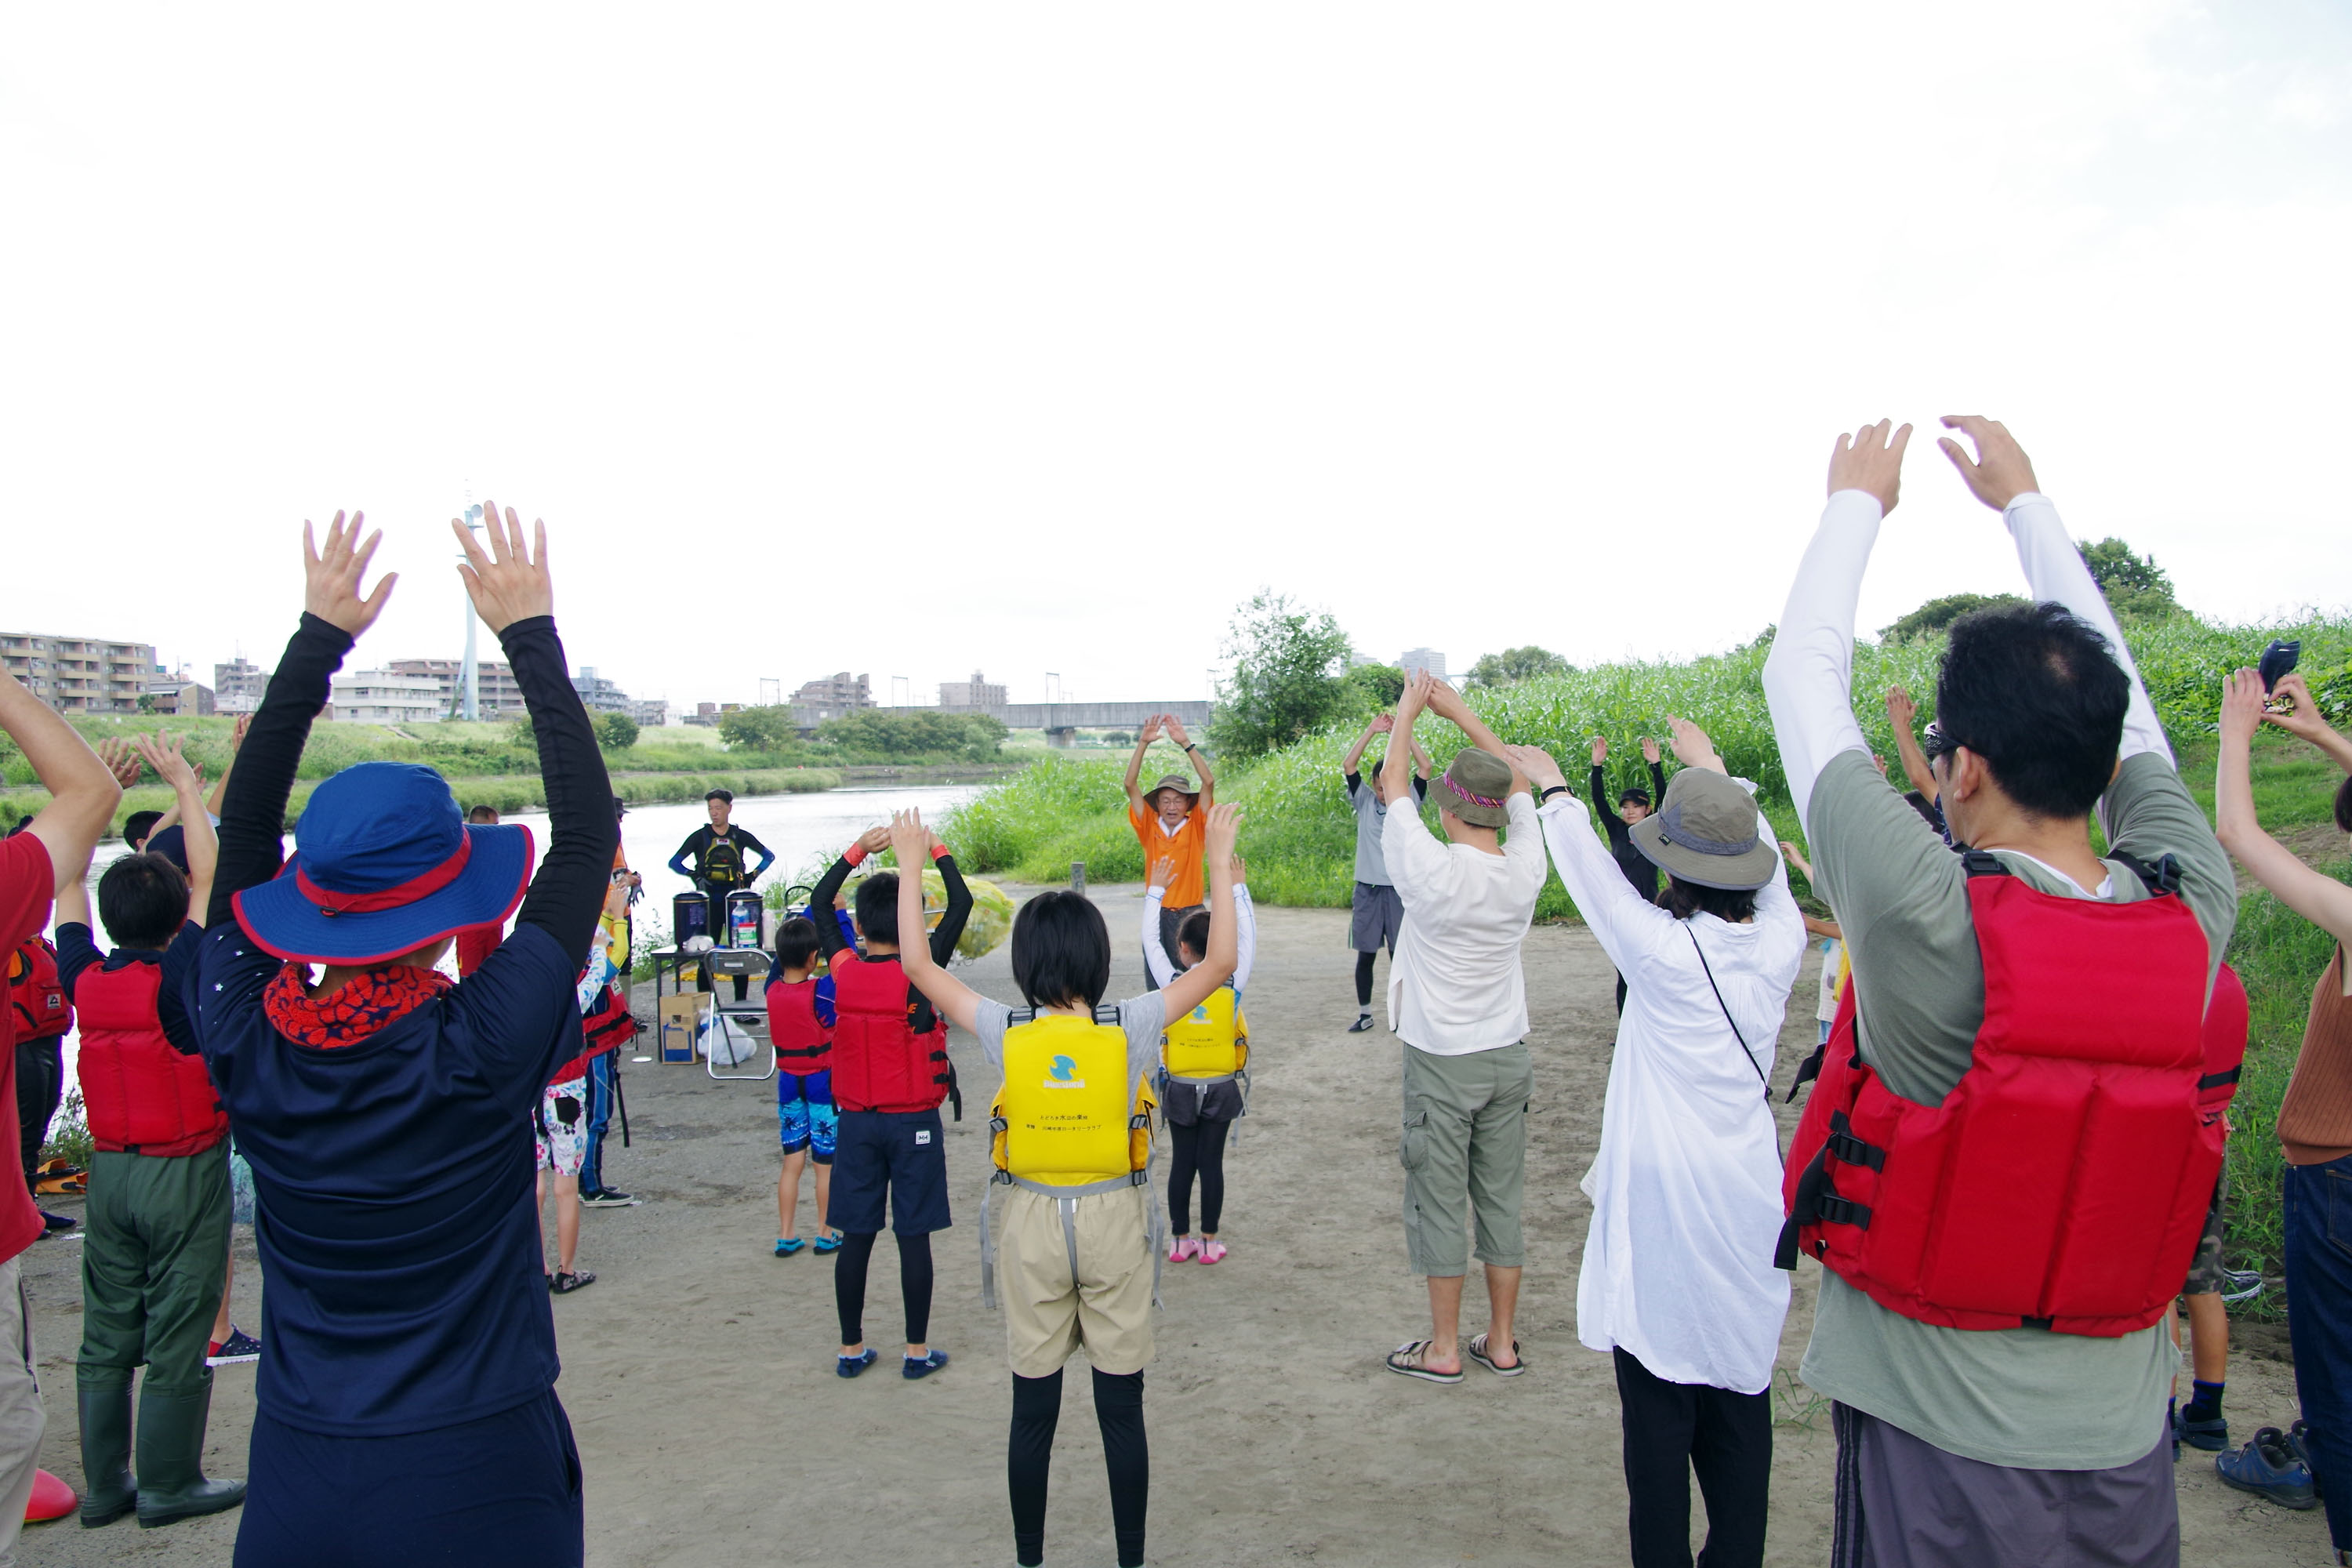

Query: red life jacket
[75,961,228,1158]
[6,938,70,1044]
[828,953,948,1113]
[767,977,832,1069]
[1779,851,2241,1337]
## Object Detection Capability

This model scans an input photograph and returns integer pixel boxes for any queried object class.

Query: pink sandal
[1197,1240,1228,1265]
[1168,1236,1201,1263]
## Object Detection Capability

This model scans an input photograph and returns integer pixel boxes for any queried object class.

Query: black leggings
[1010,1367,1147,1568]
[833,1231,934,1347]
[1167,1118,1230,1236]
[1613,1346,1769,1568]
[15,1036,60,1192]
[1355,950,1377,1007]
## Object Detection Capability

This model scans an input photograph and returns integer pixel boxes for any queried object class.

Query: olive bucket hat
[1432,749,1515,829]
[1629,768,1779,891]
[1146,774,1200,810]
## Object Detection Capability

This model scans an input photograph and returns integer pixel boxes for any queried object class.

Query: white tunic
[1537,786,1804,1395]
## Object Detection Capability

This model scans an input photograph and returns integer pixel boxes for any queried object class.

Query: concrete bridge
[789,699,1212,743]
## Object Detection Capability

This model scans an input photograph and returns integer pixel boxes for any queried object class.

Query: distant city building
[326,670,443,726]
[571,666,632,714]
[793,672,873,711]
[213,656,270,714]
[938,669,1007,708]
[0,631,158,714]
[1399,648,1449,683]
[686,701,720,727]
[387,658,525,720]
[143,673,216,717]
[628,698,670,728]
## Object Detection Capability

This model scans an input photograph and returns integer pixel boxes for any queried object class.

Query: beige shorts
[996,1182,1155,1378]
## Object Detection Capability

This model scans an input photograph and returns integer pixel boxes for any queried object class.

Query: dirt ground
[15,883,2332,1566]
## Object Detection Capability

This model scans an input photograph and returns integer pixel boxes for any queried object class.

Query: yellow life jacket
[1160,984,1248,1082]
[990,1007,1155,1193]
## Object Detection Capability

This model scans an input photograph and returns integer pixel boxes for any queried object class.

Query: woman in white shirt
[1511,720,1804,1568]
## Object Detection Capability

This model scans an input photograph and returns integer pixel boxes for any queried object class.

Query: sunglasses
[1920,723,1965,765]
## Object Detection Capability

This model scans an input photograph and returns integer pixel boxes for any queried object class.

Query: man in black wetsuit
[667,789,775,949]
[1589,735,1668,1015]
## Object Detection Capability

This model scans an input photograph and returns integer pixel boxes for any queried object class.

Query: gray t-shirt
[972,993,1167,1087]
[1798,747,2238,1469]
[1348,771,1428,887]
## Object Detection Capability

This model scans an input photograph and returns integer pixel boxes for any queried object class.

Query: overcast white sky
[5,3,2349,710]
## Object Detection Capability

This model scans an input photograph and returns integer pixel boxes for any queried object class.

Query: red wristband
[844,844,868,868]
[930,842,950,862]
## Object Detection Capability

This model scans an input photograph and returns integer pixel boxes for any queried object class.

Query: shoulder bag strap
[1685,924,1770,1099]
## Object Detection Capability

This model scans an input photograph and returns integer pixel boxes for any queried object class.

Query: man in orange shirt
[1123,715,1217,987]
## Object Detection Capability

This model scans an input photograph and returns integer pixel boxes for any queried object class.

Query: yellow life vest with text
[1160,985,1248,1082]
[991,1007,1156,1192]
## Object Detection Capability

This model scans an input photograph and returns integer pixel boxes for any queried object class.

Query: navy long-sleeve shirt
[1592,759,1670,902]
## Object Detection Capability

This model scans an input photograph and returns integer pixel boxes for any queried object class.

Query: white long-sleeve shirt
[1142,884,1257,996]
[1537,784,1802,1395]
[1381,793,1547,1055]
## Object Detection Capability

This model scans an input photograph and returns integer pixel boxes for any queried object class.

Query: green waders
[76,1144,245,1528]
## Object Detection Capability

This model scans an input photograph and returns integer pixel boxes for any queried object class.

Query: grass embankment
[946,613,2352,1298]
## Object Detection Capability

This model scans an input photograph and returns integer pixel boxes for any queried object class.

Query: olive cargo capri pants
[1399,1042,1531,1276]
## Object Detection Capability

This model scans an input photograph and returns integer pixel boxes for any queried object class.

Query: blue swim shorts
[778,1069,839,1162]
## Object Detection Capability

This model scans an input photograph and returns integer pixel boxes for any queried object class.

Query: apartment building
[1398,648,1450,683]
[385,658,525,720]
[629,698,670,728]
[572,666,632,714]
[938,669,1007,708]
[143,673,216,717]
[793,671,872,710]
[326,670,444,726]
[0,632,159,714]
[214,657,270,714]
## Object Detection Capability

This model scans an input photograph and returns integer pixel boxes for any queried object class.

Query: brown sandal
[1385,1339,1464,1384]
[1467,1333,1526,1377]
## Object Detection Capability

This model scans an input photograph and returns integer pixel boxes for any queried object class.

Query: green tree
[1879,593,2025,644]
[2077,537,2179,619]
[719,705,800,751]
[596,710,640,752]
[1465,646,1571,687]
[1209,590,1352,759]
[816,710,1006,762]
[1343,662,1406,710]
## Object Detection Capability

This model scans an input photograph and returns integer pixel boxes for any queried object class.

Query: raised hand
[2221,668,2268,753]
[1886,684,1918,731]
[1589,735,1607,767]
[1639,735,1661,766]
[1827,420,1912,515]
[1203,801,1243,862]
[1164,714,1192,748]
[306,510,397,636]
[888,808,931,868]
[133,731,198,794]
[1421,677,1472,726]
[1229,851,1247,882]
[1147,857,1176,893]
[94,738,143,789]
[1778,839,1814,879]
[2261,672,2330,739]
[1138,716,1163,745]
[1937,416,2041,513]
[1508,744,1567,793]
[1664,715,1725,774]
[229,712,251,751]
[1370,713,1395,735]
[452,501,554,635]
[1396,670,1437,724]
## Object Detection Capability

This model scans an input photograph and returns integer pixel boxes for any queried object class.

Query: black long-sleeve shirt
[1591,759,1670,902]
[808,848,972,1036]
[212,612,616,966]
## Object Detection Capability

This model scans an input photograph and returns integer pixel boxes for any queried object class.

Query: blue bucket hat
[234,763,535,965]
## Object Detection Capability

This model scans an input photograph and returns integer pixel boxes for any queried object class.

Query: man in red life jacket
[804,825,971,1379]
[5,931,75,1232]
[53,732,246,1528]
[1762,419,2238,1564]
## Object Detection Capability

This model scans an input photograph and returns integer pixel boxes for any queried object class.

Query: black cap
[144,825,191,874]
[612,796,628,818]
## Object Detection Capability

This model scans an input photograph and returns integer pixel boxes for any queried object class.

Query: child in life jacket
[764,915,841,1256]
[52,731,246,1528]
[804,823,973,1381]
[538,880,633,1295]
[1142,852,1256,1264]
[891,804,1241,1568]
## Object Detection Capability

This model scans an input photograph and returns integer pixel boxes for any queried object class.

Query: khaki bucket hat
[1147,774,1200,809]
[1431,749,1515,829]
[1630,769,1779,891]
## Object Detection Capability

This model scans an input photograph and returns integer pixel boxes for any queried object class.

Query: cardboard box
[658,993,710,1065]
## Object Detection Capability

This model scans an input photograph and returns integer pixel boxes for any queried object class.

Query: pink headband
[1443,776,1503,809]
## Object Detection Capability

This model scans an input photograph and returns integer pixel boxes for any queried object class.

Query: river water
[60,783,982,1090]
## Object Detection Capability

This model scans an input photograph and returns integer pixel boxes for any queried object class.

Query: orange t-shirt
[1130,804,1207,908]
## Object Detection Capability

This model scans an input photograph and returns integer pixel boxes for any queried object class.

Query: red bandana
[263,962,452,1050]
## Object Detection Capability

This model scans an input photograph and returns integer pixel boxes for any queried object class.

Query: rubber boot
[76,1386,135,1527]
[132,1382,245,1528]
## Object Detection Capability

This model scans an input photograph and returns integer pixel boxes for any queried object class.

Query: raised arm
[1160,806,1242,1019]
[1140,859,1178,990]
[0,662,122,898]
[1123,718,1163,814]
[1231,858,1258,994]
[212,513,389,925]
[1381,677,1430,805]
[1420,674,1512,766]
[138,732,217,925]
[1761,420,1911,829]
[926,832,972,966]
[1643,735,1667,804]
[890,810,985,1036]
[1165,714,1214,807]
[1341,716,1387,779]
[460,505,617,965]
[204,714,248,819]
[1885,686,1939,800]
[2218,668,2352,945]
[1588,738,1632,850]
[808,828,884,960]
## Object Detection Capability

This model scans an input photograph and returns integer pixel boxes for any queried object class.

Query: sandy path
[17,884,2328,1565]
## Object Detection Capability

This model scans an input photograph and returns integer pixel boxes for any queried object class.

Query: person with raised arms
[1340,712,1429,1033]
[190,506,616,1567]
[1123,714,1216,981]
[1519,717,1803,1568]
[1762,419,2237,1566]
[1377,671,1548,1384]
[892,804,1240,1568]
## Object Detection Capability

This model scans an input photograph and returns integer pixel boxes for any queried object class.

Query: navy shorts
[829,1109,951,1235]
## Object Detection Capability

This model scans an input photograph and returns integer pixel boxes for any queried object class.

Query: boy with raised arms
[1341,713,1428,1033]
[892,803,1241,1568]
